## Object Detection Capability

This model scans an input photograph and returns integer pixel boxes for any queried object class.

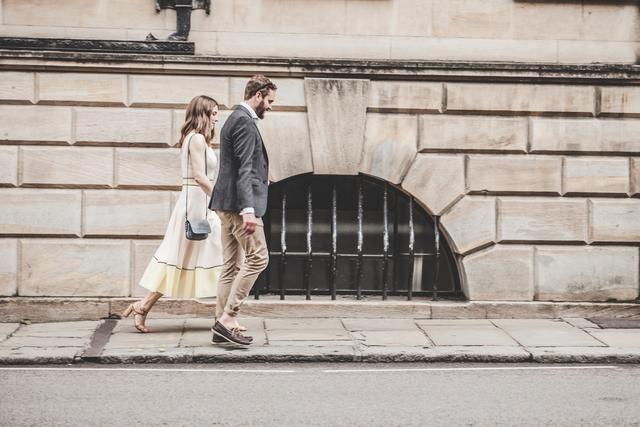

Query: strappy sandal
[122,302,150,333]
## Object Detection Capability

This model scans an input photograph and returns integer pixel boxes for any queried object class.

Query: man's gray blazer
[209,106,269,217]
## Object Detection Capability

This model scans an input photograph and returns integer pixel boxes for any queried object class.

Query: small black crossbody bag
[184,135,212,241]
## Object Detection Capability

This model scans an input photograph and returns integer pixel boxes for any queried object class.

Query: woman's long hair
[177,95,218,147]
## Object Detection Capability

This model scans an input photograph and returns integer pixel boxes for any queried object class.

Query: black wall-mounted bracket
[148,0,211,42]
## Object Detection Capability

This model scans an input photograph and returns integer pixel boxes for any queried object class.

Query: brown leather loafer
[211,324,253,343]
[212,321,252,346]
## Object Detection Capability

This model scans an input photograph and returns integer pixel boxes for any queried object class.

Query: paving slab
[587,330,640,348]
[112,318,185,334]
[12,321,99,338]
[193,344,357,363]
[0,336,89,348]
[99,347,194,364]
[420,325,520,346]
[268,340,355,347]
[104,331,183,349]
[0,323,20,341]
[416,319,493,326]
[491,319,605,347]
[342,318,418,331]
[528,347,640,363]
[352,330,430,347]
[0,346,83,364]
[264,318,344,330]
[265,329,351,341]
[562,318,601,330]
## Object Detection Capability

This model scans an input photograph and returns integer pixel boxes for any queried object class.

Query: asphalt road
[1,363,639,427]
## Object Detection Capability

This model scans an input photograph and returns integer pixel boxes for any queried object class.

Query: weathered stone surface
[420,324,519,346]
[588,330,640,348]
[467,155,562,194]
[130,75,230,108]
[531,119,640,154]
[38,73,126,106]
[342,318,418,331]
[590,199,640,243]
[440,196,495,255]
[0,298,110,322]
[430,302,487,319]
[0,71,34,103]
[352,330,429,347]
[257,112,313,182]
[229,77,305,108]
[498,198,588,242]
[512,2,582,40]
[360,113,417,184]
[446,84,595,115]
[528,346,640,363]
[401,154,465,215]
[0,239,17,296]
[0,189,81,236]
[0,335,88,348]
[132,240,161,297]
[19,239,130,297]
[492,319,606,347]
[0,105,71,143]
[368,81,441,111]
[632,158,640,196]
[485,302,556,319]
[345,0,432,37]
[563,157,629,195]
[461,245,534,301]
[266,329,351,341]
[0,346,84,365]
[601,87,640,116]
[0,146,18,186]
[420,115,527,153]
[265,318,344,330]
[432,0,511,38]
[83,190,170,237]
[0,323,20,341]
[562,318,600,330]
[75,108,173,145]
[305,78,369,174]
[21,147,114,187]
[558,41,639,65]
[535,246,639,302]
[115,148,181,188]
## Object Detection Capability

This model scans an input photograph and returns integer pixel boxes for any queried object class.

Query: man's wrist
[240,207,255,216]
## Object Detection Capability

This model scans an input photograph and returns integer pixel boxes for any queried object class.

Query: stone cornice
[1,49,640,83]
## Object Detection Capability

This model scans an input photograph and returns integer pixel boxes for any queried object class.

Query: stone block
[83,190,171,237]
[0,146,18,186]
[558,41,639,64]
[582,4,640,41]
[345,0,432,37]
[590,199,640,243]
[461,245,534,301]
[257,112,313,182]
[512,2,582,40]
[446,84,595,115]
[130,75,230,108]
[467,155,562,194]
[265,318,344,330]
[19,239,131,297]
[342,319,419,331]
[588,330,640,348]
[115,148,181,188]
[0,298,110,322]
[132,240,162,297]
[401,154,465,215]
[420,115,527,153]
[0,105,71,143]
[531,119,640,154]
[359,113,417,184]
[0,71,34,103]
[498,198,588,242]
[305,78,369,174]
[75,108,173,146]
[0,188,81,236]
[420,324,519,346]
[352,330,429,347]
[563,157,629,195]
[0,239,17,296]
[600,87,640,116]
[38,73,126,106]
[440,196,496,255]
[368,81,442,112]
[632,158,640,196]
[21,147,114,187]
[432,0,511,38]
[229,78,306,109]
[492,319,605,347]
[535,246,639,302]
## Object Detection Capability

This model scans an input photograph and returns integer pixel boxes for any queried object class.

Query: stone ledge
[1,297,639,323]
[0,37,194,55]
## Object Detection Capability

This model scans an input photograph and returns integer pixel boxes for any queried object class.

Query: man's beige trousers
[215,211,269,319]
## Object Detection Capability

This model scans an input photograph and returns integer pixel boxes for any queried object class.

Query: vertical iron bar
[407,197,415,301]
[304,182,313,301]
[433,215,440,301]
[330,180,338,300]
[382,182,389,300]
[392,191,400,293]
[280,188,287,300]
[355,176,364,300]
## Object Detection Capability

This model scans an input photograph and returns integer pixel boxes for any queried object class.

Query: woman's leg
[123,291,163,333]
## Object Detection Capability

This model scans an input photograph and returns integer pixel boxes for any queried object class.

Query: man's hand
[242,212,258,235]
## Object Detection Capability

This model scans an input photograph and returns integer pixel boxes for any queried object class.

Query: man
[209,75,277,346]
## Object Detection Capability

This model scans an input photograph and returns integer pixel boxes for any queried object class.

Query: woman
[123,95,223,333]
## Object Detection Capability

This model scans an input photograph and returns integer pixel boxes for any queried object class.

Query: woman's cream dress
[138,133,223,298]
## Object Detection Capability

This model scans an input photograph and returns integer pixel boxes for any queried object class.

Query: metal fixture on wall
[148,0,211,41]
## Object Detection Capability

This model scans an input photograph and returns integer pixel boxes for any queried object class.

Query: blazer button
[262,180,267,184]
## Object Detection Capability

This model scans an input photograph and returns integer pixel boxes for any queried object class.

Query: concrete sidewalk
[1,317,640,365]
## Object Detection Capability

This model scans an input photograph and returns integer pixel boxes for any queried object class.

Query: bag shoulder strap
[185,133,208,221]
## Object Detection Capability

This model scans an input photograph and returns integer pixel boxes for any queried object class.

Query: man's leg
[219,214,269,326]
[215,211,243,320]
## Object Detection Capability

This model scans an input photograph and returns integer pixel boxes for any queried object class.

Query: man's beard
[255,99,267,119]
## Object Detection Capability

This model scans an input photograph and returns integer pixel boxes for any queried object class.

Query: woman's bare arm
[188,134,213,197]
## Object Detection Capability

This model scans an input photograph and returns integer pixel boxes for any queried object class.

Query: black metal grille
[253,174,462,300]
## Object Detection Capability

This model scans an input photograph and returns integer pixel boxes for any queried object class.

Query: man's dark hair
[244,75,277,100]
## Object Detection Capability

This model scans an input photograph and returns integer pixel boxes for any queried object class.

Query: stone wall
[0,53,639,302]
[0,0,639,64]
